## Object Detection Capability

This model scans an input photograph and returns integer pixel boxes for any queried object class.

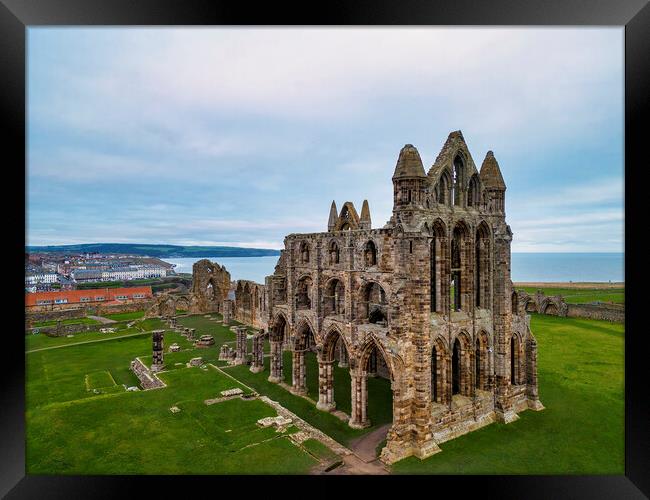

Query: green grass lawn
[31,317,102,328]
[391,313,624,474]
[101,310,145,321]
[25,328,146,352]
[26,330,319,474]
[225,350,392,447]
[26,311,624,474]
[517,287,624,304]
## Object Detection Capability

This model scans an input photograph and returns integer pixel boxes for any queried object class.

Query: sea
[164,253,624,285]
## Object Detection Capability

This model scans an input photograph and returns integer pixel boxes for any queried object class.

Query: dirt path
[348,423,391,463]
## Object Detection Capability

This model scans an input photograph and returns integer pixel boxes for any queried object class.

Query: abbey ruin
[261,130,543,463]
[150,130,544,465]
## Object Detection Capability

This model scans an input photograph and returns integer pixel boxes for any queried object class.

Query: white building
[25,272,59,285]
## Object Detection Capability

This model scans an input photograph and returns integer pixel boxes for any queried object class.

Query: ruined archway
[323,278,345,316]
[349,338,394,430]
[431,336,449,405]
[451,332,473,397]
[359,281,388,325]
[268,313,288,383]
[316,328,351,412]
[291,321,316,395]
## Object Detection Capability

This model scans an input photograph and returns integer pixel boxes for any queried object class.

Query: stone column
[291,350,307,395]
[338,341,349,368]
[349,371,370,429]
[526,335,544,410]
[250,333,264,373]
[316,359,336,411]
[235,326,248,365]
[151,330,165,372]
[268,340,283,383]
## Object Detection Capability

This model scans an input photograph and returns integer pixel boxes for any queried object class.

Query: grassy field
[26,311,624,474]
[516,286,624,304]
[391,313,624,474]
[26,326,319,474]
[101,311,145,321]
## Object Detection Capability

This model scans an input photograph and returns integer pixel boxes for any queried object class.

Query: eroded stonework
[189,259,231,314]
[260,131,543,464]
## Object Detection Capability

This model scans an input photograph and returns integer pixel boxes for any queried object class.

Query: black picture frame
[2,1,647,497]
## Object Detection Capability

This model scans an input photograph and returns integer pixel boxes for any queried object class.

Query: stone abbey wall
[233,280,268,330]
[261,131,543,464]
[566,302,624,323]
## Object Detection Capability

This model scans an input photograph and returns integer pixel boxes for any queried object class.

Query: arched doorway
[431,337,449,405]
[349,340,393,429]
[317,329,351,413]
[323,279,345,316]
[268,314,287,383]
[291,322,316,395]
[451,333,472,397]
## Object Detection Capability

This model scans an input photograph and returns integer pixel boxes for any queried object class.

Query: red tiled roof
[25,286,153,307]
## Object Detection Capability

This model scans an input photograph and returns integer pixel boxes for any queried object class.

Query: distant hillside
[26,243,281,258]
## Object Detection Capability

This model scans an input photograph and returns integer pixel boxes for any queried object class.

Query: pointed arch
[363,240,378,267]
[323,277,345,316]
[430,218,448,313]
[431,335,450,404]
[298,241,310,263]
[475,221,491,309]
[451,221,471,312]
[328,239,340,265]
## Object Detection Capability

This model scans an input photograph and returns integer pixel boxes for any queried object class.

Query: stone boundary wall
[566,303,624,323]
[94,300,155,316]
[517,289,624,323]
[25,308,86,326]
[130,357,166,390]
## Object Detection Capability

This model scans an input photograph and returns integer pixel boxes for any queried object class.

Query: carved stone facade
[263,131,543,464]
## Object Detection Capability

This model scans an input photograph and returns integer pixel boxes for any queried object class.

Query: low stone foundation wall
[130,357,166,390]
[25,308,86,326]
[30,322,98,337]
[566,303,624,323]
[95,300,154,316]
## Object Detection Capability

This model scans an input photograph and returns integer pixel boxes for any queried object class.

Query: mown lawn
[225,350,392,447]
[101,310,145,321]
[517,286,624,304]
[26,333,318,474]
[391,314,624,474]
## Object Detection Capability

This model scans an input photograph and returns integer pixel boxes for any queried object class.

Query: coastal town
[25,251,176,292]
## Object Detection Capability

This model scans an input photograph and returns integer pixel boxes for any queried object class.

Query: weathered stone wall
[25,307,86,326]
[189,259,231,314]
[233,280,268,330]
[28,322,98,336]
[94,299,155,316]
[567,303,624,322]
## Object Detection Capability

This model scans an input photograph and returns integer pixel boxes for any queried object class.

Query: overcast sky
[27,27,624,252]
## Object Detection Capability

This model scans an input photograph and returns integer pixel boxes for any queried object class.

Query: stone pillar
[349,371,370,429]
[188,328,196,340]
[291,350,307,395]
[268,340,284,383]
[338,341,349,368]
[526,335,544,410]
[222,299,232,325]
[250,333,264,373]
[316,359,336,411]
[151,330,165,372]
[235,326,248,365]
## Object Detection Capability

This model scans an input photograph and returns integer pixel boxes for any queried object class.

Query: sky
[27,27,624,252]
